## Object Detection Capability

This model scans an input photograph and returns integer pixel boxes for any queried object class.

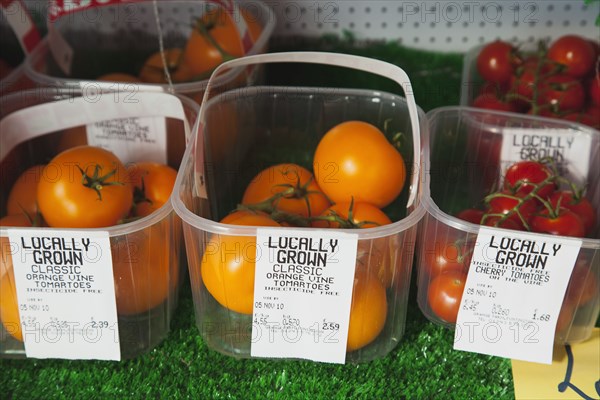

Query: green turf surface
[1,36,517,399]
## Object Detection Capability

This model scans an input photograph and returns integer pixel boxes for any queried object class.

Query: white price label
[86,116,167,164]
[251,229,358,364]
[454,227,582,364]
[8,229,120,361]
[500,128,592,185]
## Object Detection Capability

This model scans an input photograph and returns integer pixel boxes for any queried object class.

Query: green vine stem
[77,164,125,201]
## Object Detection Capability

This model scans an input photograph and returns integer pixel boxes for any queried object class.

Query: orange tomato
[128,162,178,218]
[0,214,33,280]
[6,165,45,219]
[201,213,279,314]
[97,73,141,83]
[183,7,245,76]
[313,121,407,208]
[37,146,133,228]
[0,269,22,341]
[312,202,392,228]
[138,48,192,84]
[111,223,177,315]
[314,202,395,286]
[240,8,263,42]
[242,163,330,218]
[220,209,271,224]
[347,267,387,352]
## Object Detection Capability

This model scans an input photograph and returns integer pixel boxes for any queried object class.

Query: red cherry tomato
[473,93,519,112]
[482,216,524,230]
[537,74,585,113]
[503,161,556,199]
[590,74,600,107]
[427,271,467,324]
[486,191,538,228]
[548,191,596,235]
[476,40,518,85]
[509,56,555,108]
[455,208,484,225]
[530,208,585,238]
[423,240,471,279]
[562,111,600,130]
[564,261,598,307]
[547,35,596,79]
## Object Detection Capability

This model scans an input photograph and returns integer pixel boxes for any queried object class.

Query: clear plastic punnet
[0,88,199,360]
[24,0,276,104]
[172,52,427,363]
[417,107,600,350]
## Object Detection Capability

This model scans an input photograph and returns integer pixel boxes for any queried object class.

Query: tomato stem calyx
[77,164,125,201]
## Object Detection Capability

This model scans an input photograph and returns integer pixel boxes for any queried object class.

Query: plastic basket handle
[199,51,422,209]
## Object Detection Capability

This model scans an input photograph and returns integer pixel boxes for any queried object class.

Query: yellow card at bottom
[512,328,600,400]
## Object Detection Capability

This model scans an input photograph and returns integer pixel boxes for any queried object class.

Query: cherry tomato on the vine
[503,160,556,199]
[530,208,585,238]
[564,261,598,307]
[476,40,518,85]
[473,93,518,112]
[590,74,600,107]
[455,208,485,225]
[548,191,596,235]
[486,190,538,228]
[547,35,596,79]
[423,240,470,279]
[537,74,585,113]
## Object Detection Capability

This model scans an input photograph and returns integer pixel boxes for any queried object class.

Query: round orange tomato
[128,162,178,218]
[220,209,277,225]
[313,121,407,208]
[347,267,387,352]
[97,73,141,83]
[242,163,330,218]
[0,270,22,341]
[37,146,133,228]
[111,223,177,315]
[183,7,245,76]
[7,165,45,219]
[312,201,392,228]
[201,213,279,314]
[0,214,33,280]
[138,48,193,84]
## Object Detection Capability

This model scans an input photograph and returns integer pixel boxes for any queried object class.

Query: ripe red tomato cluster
[473,35,600,130]
[456,160,597,238]
[424,159,597,325]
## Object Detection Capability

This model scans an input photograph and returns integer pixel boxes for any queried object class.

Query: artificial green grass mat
[1,37,515,399]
